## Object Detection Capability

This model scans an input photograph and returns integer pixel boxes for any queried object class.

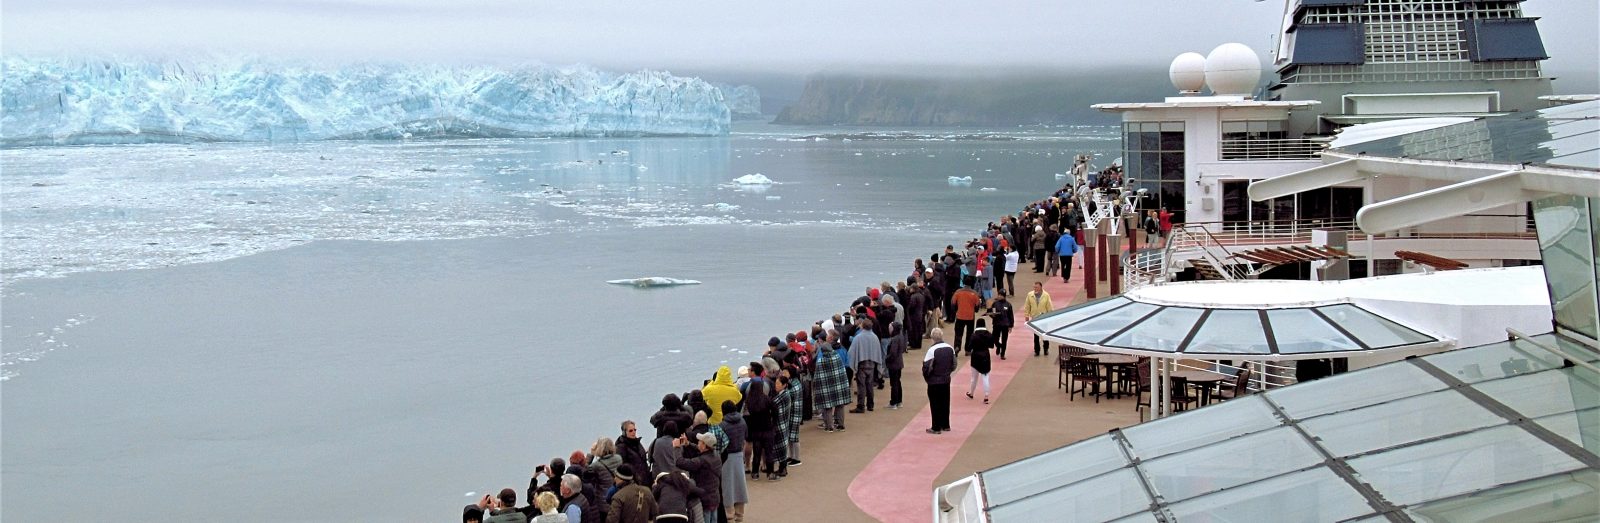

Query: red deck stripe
[846,269,1083,522]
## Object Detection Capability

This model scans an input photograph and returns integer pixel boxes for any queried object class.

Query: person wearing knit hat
[607,463,657,523]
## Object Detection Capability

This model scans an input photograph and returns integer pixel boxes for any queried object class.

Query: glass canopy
[973,332,1600,522]
[1334,100,1600,171]
[1027,296,1441,360]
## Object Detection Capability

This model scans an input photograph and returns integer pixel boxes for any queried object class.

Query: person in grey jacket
[923,328,957,434]
[716,401,749,523]
[650,421,682,480]
[848,318,885,413]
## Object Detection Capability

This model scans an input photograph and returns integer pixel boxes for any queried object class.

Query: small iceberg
[609,150,630,156]
[733,173,777,185]
[1055,172,1068,179]
[607,277,703,288]
[979,187,998,192]
[947,176,973,186]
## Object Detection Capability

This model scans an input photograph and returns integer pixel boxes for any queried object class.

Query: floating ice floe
[980,187,999,192]
[947,176,973,186]
[706,202,740,211]
[1055,172,1068,179]
[765,196,782,200]
[732,173,777,185]
[609,150,630,156]
[606,277,703,288]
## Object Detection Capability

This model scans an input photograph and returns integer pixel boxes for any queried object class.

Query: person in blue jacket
[1054,226,1079,283]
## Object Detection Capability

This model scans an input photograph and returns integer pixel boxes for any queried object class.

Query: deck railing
[1121,217,1538,290]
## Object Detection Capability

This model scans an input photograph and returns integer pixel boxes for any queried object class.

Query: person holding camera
[470,488,529,523]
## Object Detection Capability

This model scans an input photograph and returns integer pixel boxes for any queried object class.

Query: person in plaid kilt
[812,330,852,432]
[769,374,793,478]
[776,371,804,468]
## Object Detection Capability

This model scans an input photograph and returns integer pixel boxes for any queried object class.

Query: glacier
[1,57,741,146]
[713,83,763,119]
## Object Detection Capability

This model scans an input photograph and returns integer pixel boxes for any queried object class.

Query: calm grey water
[1,123,1115,520]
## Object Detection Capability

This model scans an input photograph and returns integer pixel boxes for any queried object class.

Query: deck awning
[1028,295,1442,360]
[1029,266,1553,361]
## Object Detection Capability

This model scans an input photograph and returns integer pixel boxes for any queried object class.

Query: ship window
[1464,18,1548,62]
[1290,23,1366,65]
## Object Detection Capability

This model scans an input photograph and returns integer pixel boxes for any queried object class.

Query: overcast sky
[3,0,1595,78]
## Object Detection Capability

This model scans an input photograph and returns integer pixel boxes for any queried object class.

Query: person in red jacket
[1158,208,1174,239]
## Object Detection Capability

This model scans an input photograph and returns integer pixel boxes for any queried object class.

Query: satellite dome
[1204,43,1262,96]
[1169,52,1207,93]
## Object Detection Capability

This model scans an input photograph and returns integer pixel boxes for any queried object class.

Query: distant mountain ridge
[774,70,1176,126]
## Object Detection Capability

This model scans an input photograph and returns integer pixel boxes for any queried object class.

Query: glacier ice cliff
[1,58,735,146]
[713,83,763,119]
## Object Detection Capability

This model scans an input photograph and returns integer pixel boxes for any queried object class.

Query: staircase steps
[1188,258,1229,280]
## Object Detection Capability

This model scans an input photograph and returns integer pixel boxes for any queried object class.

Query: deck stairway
[1122,221,1363,290]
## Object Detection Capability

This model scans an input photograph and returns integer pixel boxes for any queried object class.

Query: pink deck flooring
[846,269,1083,522]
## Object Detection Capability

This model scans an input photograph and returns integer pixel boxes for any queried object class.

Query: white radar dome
[1169,52,1207,92]
[1204,43,1262,96]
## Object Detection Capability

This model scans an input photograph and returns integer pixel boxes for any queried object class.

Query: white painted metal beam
[1248,158,1362,201]
[1356,171,1543,233]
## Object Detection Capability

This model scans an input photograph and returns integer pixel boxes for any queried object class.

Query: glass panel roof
[1423,336,1597,384]
[1184,309,1271,355]
[1269,308,1365,354]
[1030,298,1446,360]
[1406,470,1600,523]
[1346,425,1587,506]
[1533,408,1600,455]
[1269,362,1448,420]
[1121,395,1280,459]
[1102,306,1205,352]
[986,468,1148,523]
[1301,389,1505,458]
[1029,296,1128,330]
[1165,467,1374,523]
[1105,512,1161,523]
[1472,367,1600,419]
[981,434,1126,507]
[1142,427,1323,503]
[972,333,1600,522]
[1315,304,1434,349]
[1333,100,1600,170]
[1051,302,1158,344]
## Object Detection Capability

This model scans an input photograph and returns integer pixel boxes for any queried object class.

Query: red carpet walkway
[847,267,1086,522]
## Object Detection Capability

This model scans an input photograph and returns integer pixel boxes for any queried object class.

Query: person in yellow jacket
[702,365,743,424]
[1024,281,1055,356]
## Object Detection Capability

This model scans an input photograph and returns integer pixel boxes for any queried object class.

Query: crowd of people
[461,179,1163,523]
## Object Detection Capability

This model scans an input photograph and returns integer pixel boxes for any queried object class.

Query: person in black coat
[904,278,927,350]
[743,382,780,481]
[923,329,957,434]
[941,256,962,323]
[987,294,1015,360]
[965,319,994,404]
[618,421,652,488]
[650,394,693,441]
